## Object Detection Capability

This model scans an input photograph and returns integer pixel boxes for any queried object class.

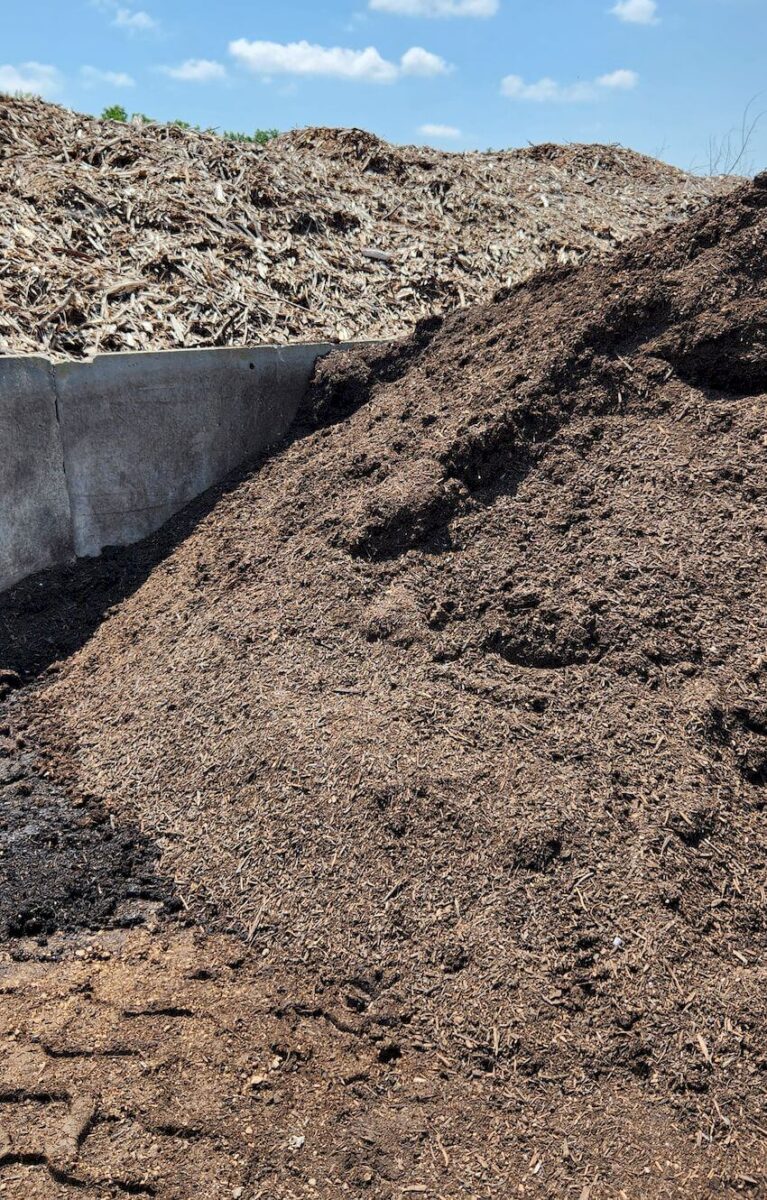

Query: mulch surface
[4,174,767,1197]
[0,95,734,358]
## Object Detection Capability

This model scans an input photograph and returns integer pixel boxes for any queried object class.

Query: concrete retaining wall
[0,341,356,592]
[0,357,74,591]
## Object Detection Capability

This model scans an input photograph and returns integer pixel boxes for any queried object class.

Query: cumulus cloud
[400,47,452,76]
[81,65,135,87]
[113,7,158,32]
[419,122,461,138]
[501,67,638,102]
[229,38,452,83]
[611,0,659,23]
[161,59,227,83]
[0,62,62,98]
[230,39,395,82]
[370,0,498,15]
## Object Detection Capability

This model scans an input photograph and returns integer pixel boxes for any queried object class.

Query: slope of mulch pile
[14,175,767,1196]
[0,95,736,359]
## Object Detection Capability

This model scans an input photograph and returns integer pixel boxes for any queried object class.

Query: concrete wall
[0,342,356,592]
[55,343,343,558]
[0,356,73,591]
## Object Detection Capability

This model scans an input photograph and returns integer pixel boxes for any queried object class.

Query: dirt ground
[3,174,767,1198]
[10,925,766,1200]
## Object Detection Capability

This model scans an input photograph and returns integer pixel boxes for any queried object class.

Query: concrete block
[55,343,340,557]
[0,356,73,592]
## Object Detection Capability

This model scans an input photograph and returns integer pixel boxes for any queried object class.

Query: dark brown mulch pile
[13,174,767,1195]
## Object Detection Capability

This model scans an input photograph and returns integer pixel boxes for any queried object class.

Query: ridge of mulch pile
[0,94,736,359]
[18,175,767,1195]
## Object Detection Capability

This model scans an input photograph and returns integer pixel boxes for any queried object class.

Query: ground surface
[3,176,767,1198]
[10,926,764,1200]
[0,95,735,358]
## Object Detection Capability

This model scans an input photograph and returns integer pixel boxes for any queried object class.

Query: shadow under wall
[0,435,279,683]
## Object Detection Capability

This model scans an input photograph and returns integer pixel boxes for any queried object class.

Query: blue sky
[3,0,765,172]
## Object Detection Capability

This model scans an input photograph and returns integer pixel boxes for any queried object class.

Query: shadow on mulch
[0,454,265,684]
[0,451,273,943]
[0,449,276,944]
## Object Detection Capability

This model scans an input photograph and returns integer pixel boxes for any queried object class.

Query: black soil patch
[0,726,180,940]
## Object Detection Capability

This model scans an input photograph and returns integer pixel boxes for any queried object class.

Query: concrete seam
[46,358,77,557]
[46,360,61,441]
[46,359,65,472]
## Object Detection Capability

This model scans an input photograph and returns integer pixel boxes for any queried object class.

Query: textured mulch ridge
[0,94,735,358]
[16,174,767,1195]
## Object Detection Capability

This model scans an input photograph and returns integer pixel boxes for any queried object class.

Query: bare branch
[707,93,766,177]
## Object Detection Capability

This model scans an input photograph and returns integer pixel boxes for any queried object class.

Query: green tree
[223,128,279,145]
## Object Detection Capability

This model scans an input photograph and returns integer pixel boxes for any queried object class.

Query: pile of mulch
[0,95,735,358]
[14,174,767,1195]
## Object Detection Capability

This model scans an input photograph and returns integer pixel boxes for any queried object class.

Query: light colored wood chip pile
[0,95,736,359]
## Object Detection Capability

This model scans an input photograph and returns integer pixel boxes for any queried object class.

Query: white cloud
[370,0,497,15]
[611,0,658,23]
[501,67,638,103]
[161,59,227,83]
[597,68,639,89]
[0,62,62,98]
[502,76,567,102]
[419,122,461,138]
[400,47,452,76]
[229,38,452,83]
[113,7,158,32]
[230,39,396,82]
[81,65,135,87]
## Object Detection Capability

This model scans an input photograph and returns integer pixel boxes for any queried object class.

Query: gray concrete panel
[0,356,73,591]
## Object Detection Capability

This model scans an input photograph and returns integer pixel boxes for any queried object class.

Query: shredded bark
[0,95,735,359]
